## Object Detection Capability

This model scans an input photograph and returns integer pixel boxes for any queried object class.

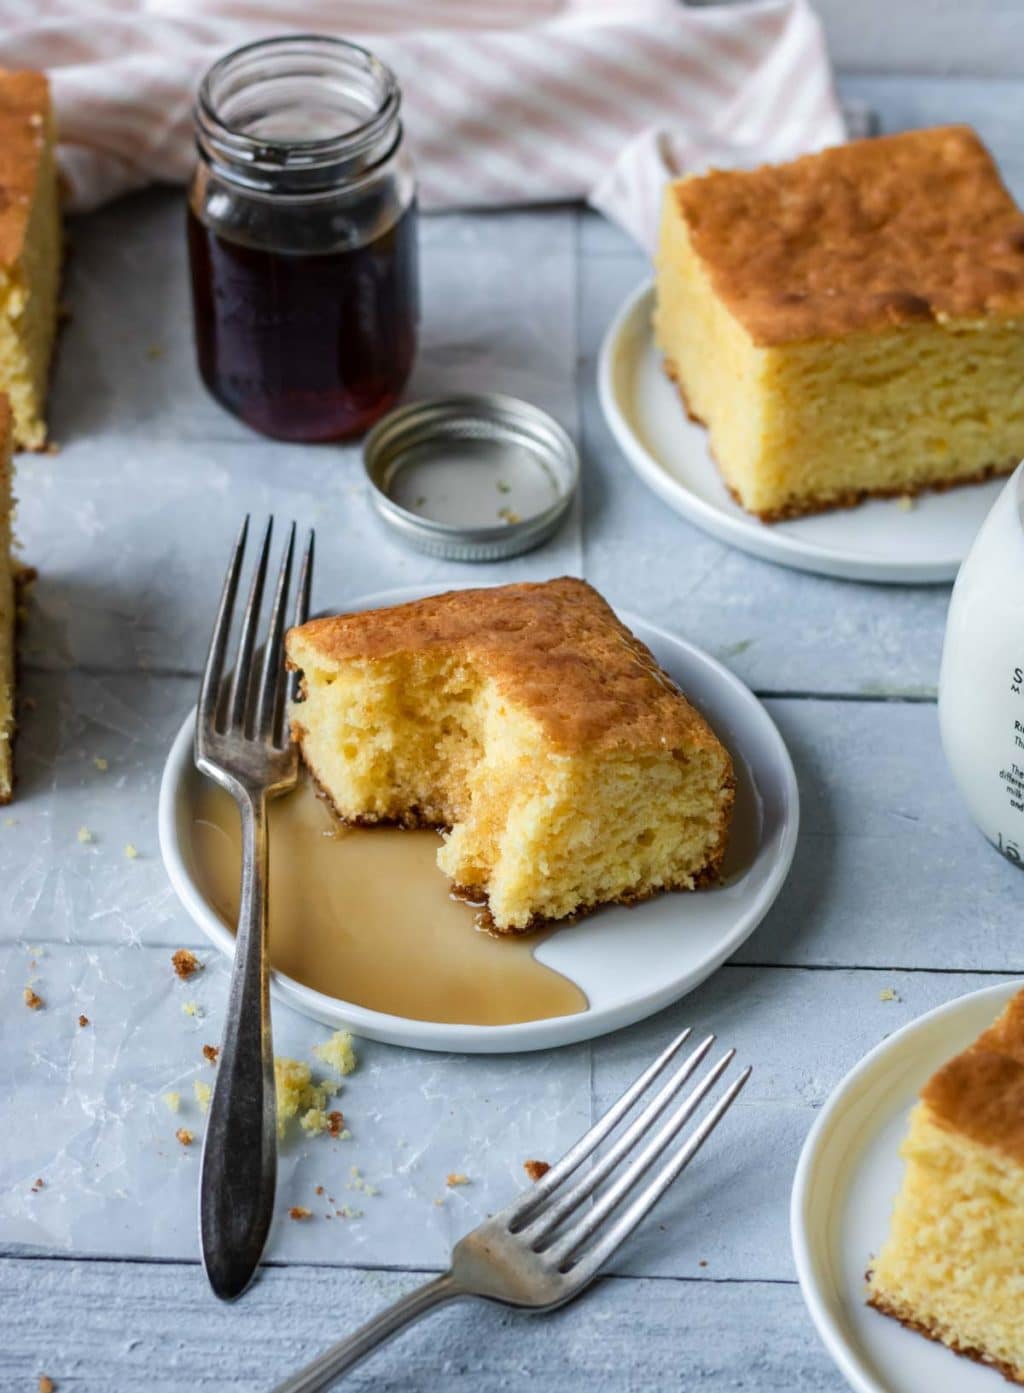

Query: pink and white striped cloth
[0,0,845,249]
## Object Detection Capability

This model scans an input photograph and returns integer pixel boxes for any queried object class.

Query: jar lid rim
[196,33,401,170]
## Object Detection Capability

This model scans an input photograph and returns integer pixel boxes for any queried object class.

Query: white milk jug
[939,462,1024,868]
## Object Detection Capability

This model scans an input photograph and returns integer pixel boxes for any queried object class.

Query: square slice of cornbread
[868,989,1024,1382]
[286,578,734,933]
[654,126,1024,520]
[0,70,61,451]
[0,396,15,801]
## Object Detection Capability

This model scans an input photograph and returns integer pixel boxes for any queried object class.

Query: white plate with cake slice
[159,584,798,1053]
[792,978,1024,1393]
[599,282,1008,584]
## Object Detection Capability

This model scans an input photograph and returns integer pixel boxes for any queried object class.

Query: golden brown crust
[920,989,1024,1165]
[287,578,726,759]
[868,1291,1024,1386]
[663,356,1017,521]
[669,125,1024,345]
[0,71,52,271]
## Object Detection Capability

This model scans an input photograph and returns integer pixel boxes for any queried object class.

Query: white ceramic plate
[598,281,1007,583]
[791,978,1023,1393]
[159,585,798,1054]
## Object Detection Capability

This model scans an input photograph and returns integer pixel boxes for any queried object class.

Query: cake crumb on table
[193,1080,211,1112]
[123,843,139,860]
[175,1128,193,1147]
[879,987,902,1002]
[202,1044,219,1065]
[78,1014,89,1028]
[38,1376,55,1393]
[23,987,43,1009]
[274,1056,340,1138]
[171,947,201,980]
[446,1172,470,1188]
[289,1206,312,1221]
[312,1029,358,1076]
[315,1185,324,1196]
[348,1166,378,1196]
[31,1178,45,1192]
[182,1001,204,1018]
[523,1159,550,1182]
[93,756,108,771]
[163,1091,181,1113]
[76,825,93,844]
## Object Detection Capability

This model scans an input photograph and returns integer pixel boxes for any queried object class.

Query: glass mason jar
[187,35,419,443]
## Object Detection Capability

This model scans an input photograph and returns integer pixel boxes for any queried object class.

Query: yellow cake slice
[868,989,1024,1382]
[654,125,1024,520]
[285,578,734,933]
[0,396,15,800]
[0,70,61,451]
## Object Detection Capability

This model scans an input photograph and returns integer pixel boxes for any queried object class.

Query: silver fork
[273,1026,750,1392]
[195,516,314,1301]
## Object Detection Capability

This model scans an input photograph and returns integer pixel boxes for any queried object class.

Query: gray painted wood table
[2,74,1022,1391]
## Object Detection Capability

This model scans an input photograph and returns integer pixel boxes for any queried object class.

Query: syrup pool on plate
[188,777,587,1026]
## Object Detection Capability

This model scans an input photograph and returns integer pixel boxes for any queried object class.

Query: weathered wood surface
[0,1258,840,1392]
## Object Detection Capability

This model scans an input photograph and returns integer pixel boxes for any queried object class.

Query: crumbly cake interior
[0,71,61,451]
[0,396,13,802]
[655,126,1024,520]
[868,990,1024,1383]
[286,579,734,933]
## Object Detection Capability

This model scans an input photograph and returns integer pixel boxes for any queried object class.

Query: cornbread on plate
[0,396,14,800]
[0,70,61,451]
[868,988,1024,1382]
[654,126,1024,520]
[286,578,734,934]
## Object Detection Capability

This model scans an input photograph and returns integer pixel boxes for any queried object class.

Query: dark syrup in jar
[187,201,418,442]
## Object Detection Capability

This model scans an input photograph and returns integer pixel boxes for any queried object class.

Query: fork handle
[271,1273,465,1392]
[200,787,277,1301]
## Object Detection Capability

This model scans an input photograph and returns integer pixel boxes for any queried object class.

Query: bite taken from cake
[285,578,734,933]
[654,125,1024,521]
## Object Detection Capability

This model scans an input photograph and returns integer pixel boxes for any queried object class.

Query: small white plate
[791,978,1023,1393]
[159,586,798,1054]
[598,281,1007,584]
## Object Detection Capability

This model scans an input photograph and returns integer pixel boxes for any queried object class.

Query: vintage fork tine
[543,1050,739,1267]
[507,1024,694,1229]
[226,516,273,735]
[198,515,248,734]
[294,529,314,628]
[565,1069,752,1283]
[287,530,315,711]
[255,522,295,741]
[521,1033,716,1246]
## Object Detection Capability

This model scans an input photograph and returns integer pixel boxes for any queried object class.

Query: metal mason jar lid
[363,393,578,561]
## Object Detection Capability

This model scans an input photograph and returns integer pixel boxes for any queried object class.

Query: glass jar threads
[188,36,419,442]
